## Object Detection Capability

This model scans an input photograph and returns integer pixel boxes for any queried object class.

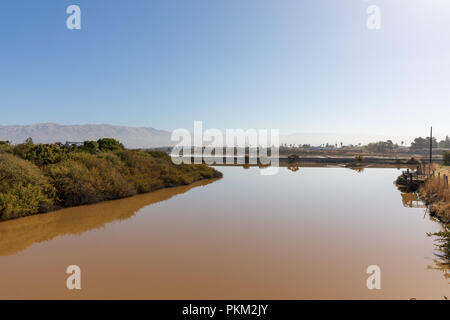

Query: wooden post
[429,126,433,176]
[409,172,413,189]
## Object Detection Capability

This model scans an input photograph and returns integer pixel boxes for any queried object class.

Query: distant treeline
[0,138,221,221]
[410,136,450,149]
[278,135,450,154]
[364,136,450,153]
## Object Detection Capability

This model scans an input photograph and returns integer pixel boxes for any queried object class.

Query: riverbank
[184,155,430,167]
[0,140,222,222]
[420,166,450,224]
[0,179,217,256]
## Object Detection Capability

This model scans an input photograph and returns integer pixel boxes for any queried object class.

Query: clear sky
[0,0,449,139]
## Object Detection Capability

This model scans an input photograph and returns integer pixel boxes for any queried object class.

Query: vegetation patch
[0,139,222,221]
[444,151,450,166]
[420,166,450,223]
[0,153,56,221]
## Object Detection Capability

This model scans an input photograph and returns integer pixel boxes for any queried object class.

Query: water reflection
[401,192,426,208]
[427,228,450,282]
[0,179,216,256]
[1,167,448,299]
[347,166,365,173]
[397,191,449,283]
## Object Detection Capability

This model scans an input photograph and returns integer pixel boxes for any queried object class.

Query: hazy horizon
[0,122,445,147]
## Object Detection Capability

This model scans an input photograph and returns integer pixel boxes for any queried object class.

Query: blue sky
[0,0,449,139]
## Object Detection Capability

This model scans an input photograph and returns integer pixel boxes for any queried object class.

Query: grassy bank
[420,165,450,224]
[0,139,222,222]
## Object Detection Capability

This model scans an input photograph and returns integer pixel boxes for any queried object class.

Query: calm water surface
[0,167,448,299]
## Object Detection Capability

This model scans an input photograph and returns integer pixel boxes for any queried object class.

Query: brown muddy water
[0,167,448,299]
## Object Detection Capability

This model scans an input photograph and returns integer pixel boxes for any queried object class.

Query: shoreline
[183,155,429,167]
[419,166,450,224]
[0,174,222,224]
[0,178,219,256]
[0,145,223,223]
[395,165,450,225]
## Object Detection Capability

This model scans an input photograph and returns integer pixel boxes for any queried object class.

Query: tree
[97,138,124,151]
[439,136,450,149]
[410,137,438,149]
[365,141,395,153]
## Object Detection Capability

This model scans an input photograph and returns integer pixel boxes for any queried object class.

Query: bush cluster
[444,151,450,166]
[0,138,221,221]
[0,153,56,220]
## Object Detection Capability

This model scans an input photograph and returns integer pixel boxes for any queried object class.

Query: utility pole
[429,126,433,176]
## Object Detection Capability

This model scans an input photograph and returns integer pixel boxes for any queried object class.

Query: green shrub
[45,152,136,206]
[444,151,450,166]
[0,142,222,221]
[115,150,164,192]
[0,153,56,220]
[146,150,171,161]
[13,139,34,159]
[80,140,99,154]
[97,138,124,151]
[0,141,13,154]
[22,144,65,166]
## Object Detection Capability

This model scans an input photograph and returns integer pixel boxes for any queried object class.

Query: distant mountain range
[0,123,173,148]
[0,123,415,148]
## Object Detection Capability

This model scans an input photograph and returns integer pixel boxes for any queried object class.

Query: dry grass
[420,165,450,223]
